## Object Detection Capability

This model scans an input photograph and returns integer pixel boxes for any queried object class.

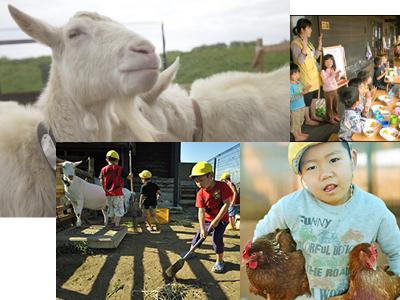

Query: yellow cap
[288,142,352,175]
[288,142,323,175]
[139,170,152,179]
[220,172,231,180]
[106,150,120,160]
[190,161,213,178]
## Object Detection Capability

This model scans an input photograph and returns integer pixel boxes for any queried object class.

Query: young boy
[253,142,400,300]
[338,87,366,141]
[373,56,388,90]
[139,169,161,231]
[187,161,232,273]
[290,63,311,141]
[100,150,132,230]
[220,172,240,231]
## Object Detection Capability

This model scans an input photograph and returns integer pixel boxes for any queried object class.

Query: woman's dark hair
[348,78,362,88]
[340,86,359,109]
[322,54,336,71]
[292,18,313,36]
[357,70,371,82]
[290,63,300,75]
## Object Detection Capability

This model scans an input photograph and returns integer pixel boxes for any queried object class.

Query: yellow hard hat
[106,150,120,160]
[220,172,231,180]
[190,161,213,178]
[139,170,152,179]
[288,142,351,175]
[288,142,323,175]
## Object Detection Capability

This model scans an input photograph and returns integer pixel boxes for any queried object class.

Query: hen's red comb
[242,239,252,260]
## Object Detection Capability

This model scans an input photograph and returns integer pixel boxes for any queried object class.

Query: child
[357,70,376,98]
[347,78,372,116]
[320,54,341,124]
[139,169,161,231]
[186,161,232,273]
[373,56,388,90]
[100,150,132,230]
[220,172,240,231]
[290,63,311,141]
[338,87,365,141]
[253,142,400,300]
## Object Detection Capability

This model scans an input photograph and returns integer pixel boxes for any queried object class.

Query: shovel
[165,228,212,279]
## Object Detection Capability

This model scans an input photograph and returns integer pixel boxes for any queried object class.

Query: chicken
[243,229,310,300]
[327,243,400,300]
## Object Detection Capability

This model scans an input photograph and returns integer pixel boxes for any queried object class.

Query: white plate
[363,119,379,137]
[378,95,391,104]
[395,102,400,107]
[379,127,399,141]
[364,118,379,128]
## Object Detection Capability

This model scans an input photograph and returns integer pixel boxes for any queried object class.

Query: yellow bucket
[147,208,169,224]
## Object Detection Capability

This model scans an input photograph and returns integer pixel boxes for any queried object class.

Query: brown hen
[243,229,310,300]
[327,243,400,300]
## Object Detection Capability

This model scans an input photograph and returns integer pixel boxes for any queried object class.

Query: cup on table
[381,120,390,127]
[391,115,398,125]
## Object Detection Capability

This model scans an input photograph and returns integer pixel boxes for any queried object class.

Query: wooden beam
[0,39,35,45]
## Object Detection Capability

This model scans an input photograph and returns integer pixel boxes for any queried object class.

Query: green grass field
[0,41,288,94]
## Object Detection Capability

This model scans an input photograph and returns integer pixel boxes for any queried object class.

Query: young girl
[253,142,400,300]
[320,54,341,124]
[338,87,365,141]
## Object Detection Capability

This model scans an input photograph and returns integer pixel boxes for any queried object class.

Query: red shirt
[195,181,232,223]
[100,164,125,196]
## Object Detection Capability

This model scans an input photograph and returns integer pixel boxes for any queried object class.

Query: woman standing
[291,18,323,125]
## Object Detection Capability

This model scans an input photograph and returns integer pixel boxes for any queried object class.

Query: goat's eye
[68,30,81,39]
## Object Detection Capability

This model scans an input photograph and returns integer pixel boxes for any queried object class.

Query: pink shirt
[320,68,339,92]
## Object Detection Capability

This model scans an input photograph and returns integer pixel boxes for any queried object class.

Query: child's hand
[200,229,206,239]
[210,220,220,229]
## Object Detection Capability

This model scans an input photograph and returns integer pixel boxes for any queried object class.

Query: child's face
[365,76,372,85]
[290,71,300,81]
[300,143,357,206]
[324,59,333,69]
[382,56,387,64]
[358,84,364,96]
[193,174,214,190]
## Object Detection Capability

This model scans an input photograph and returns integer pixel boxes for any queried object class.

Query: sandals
[211,262,225,273]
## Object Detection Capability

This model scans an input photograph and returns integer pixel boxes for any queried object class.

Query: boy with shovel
[183,161,232,273]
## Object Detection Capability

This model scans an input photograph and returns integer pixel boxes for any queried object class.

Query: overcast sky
[0,0,289,59]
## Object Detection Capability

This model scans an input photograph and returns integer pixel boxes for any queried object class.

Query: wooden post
[161,22,168,70]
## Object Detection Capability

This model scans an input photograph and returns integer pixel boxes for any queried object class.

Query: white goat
[59,160,131,227]
[0,101,55,217]
[8,5,289,142]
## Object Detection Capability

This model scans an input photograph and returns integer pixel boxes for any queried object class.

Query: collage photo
[0,0,399,299]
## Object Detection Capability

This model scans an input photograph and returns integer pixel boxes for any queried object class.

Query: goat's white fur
[8,5,289,142]
[0,102,54,217]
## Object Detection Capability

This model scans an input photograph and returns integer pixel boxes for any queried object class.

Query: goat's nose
[129,42,155,54]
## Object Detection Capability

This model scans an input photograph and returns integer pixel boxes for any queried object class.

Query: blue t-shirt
[290,81,306,111]
[253,184,400,300]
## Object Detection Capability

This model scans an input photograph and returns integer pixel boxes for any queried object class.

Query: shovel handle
[182,227,213,259]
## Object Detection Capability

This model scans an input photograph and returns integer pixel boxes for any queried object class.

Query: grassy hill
[0,41,288,94]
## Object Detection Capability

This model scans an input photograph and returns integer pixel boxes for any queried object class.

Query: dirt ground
[56,207,240,300]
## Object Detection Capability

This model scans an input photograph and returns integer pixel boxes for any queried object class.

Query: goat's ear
[140,57,180,103]
[8,5,61,49]
[73,161,83,167]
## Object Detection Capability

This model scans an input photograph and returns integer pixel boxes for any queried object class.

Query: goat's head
[8,5,160,104]
[57,160,82,185]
